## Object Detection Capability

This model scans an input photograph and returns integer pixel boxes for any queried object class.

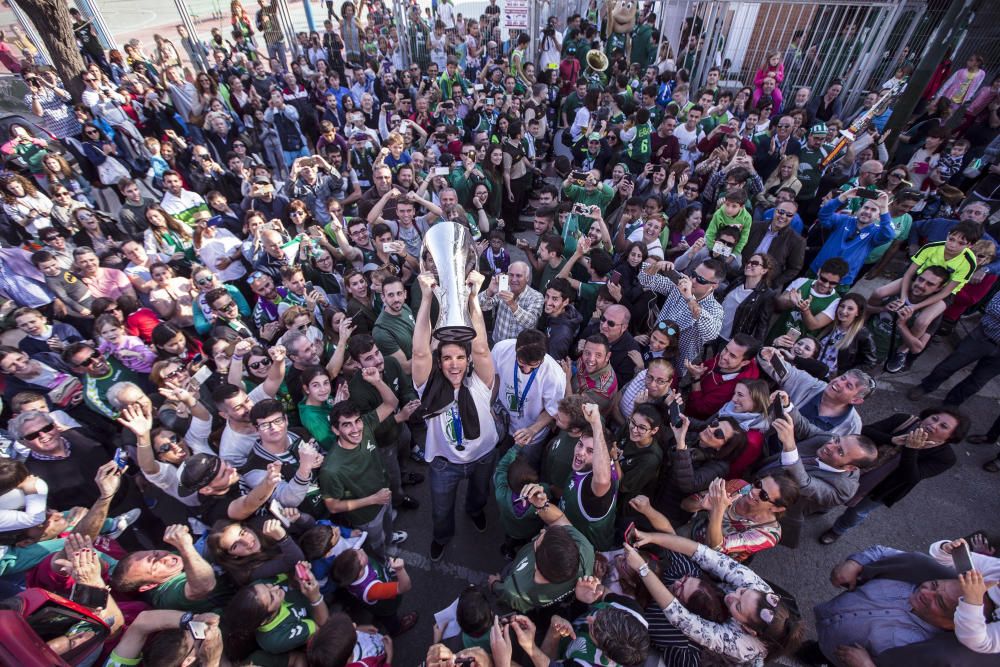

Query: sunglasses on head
[23,423,56,441]
[656,321,677,336]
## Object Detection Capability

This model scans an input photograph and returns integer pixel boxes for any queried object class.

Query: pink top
[81,268,132,300]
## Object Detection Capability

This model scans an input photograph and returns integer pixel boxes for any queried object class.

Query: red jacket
[684,357,761,420]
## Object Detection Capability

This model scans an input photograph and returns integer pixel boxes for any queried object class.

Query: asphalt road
[383,243,1000,666]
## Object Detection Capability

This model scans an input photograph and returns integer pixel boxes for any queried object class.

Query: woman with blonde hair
[758,155,801,209]
[812,293,876,377]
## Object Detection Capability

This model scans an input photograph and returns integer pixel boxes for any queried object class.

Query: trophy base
[433,326,476,343]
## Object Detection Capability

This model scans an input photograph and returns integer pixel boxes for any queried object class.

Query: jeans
[356,503,393,562]
[831,496,884,535]
[266,40,288,69]
[429,449,497,545]
[919,326,1000,404]
[282,146,310,168]
[379,422,411,504]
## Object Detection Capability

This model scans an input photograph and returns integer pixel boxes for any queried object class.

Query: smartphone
[786,327,802,343]
[952,542,975,575]
[498,274,510,292]
[474,83,484,91]
[295,561,310,581]
[187,620,208,640]
[498,612,517,627]
[434,166,450,176]
[382,242,393,252]
[305,281,314,292]
[624,521,637,546]
[770,352,788,379]
[485,97,494,105]
[191,365,213,386]
[855,189,878,200]
[768,397,785,422]
[669,400,683,428]
[207,215,223,227]
[719,125,734,134]
[609,270,622,285]
[268,498,291,527]
[712,242,732,258]
[665,268,685,283]
[113,447,128,470]
[571,170,589,182]
[70,582,109,609]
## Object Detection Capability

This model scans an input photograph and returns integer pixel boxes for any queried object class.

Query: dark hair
[760,469,801,509]
[347,334,379,363]
[557,395,590,432]
[589,248,614,277]
[701,257,726,283]
[507,450,540,494]
[705,416,748,462]
[329,400,362,427]
[331,548,363,585]
[221,584,276,661]
[151,322,192,353]
[306,612,358,667]
[205,287,230,307]
[949,220,982,244]
[249,399,285,425]
[0,460,29,496]
[515,329,549,365]
[539,232,564,255]
[717,225,742,243]
[745,593,806,657]
[299,523,335,561]
[545,277,576,302]
[590,599,651,666]
[29,250,54,267]
[299,366,331,392]
[583,333,611,356]
[730,333,762,360]
[819,257,850,278]
[456,587,493,638]
[535,525,580,583]
[918,264,952,285]
[918,406,971,444]
[206,520,276,585]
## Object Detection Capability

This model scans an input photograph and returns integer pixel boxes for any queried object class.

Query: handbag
[96,156,131,186]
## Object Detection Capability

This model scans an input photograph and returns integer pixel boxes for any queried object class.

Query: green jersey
[347,355,415,445]
[561,469,619,551]
[494,447,548,540]
[542,431,580,494]
[144,572,232,613]
[497,525,594,612]
[625,123,653,163]
[256,590,317,655]
[373,305,416,360]
[796,143,835,201]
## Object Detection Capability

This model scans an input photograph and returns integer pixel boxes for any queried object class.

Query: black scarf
[420,362,481,441]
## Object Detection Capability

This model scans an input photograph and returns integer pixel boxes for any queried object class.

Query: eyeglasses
[656,321,677,336]
[752,479,772,503]
[233,142,246,147]
[629,418,652,434]
[155,433,182,454]
[248,357,273,370]
[255,415,286,431]
[85,129,100,135]
[600,316,619,328]
[692,273,718,286]
[683,185,699,191]
[23,423,56,441]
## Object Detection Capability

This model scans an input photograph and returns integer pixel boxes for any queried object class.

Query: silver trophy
[420,221,478,343]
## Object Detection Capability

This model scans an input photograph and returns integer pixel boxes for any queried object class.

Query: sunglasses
[75,351,102,367]
[246,270,267,284]
[692,274,717,286]
[774,209,794,217]
[600,316,619,328]
[214,299,237,311]
[23,423,56,441]
[706,418,725,440]
[195,276,214,286]
[155,433,182,454]
[656,321,677,336]
[248,357,273,370]
[747,259,763,267]
[683,185,699,191]
[816,275,841,287]
[163,366,187,381]
[752,479,772,503]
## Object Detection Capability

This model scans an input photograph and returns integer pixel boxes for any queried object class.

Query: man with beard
[684,334,761,420]
[160,170,208,227]
[566,334,618,415]
[63,342,144,420]
[491,329,566,449]
[866,265,950,372]
[373,275,416,373]
[809,188,896,287]
[215,363,285,467]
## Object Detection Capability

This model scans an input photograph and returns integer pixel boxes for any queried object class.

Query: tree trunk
[11,0,88,102]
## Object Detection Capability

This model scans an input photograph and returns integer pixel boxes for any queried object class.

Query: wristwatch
[179,611,194,631]
[638,564,650,578]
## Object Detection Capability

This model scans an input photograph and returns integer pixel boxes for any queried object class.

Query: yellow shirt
[911,242,977,294]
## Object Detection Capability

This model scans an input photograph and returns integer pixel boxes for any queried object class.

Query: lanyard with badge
[450,406,465,451]
[510,363,538,414]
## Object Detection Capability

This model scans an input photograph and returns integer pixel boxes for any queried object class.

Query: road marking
[392,547,494,586]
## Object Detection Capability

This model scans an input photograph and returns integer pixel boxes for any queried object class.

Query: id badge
[509,394,519,412]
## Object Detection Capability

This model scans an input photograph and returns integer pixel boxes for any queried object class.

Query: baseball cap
[253,176,272,185]
[809,123,828,136]
[178,453,222,497]
[588,132,602,142]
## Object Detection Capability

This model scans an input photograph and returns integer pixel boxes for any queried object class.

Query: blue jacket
[809,198,896,285]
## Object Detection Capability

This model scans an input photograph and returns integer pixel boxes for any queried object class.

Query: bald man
[479,261,545,342]
[251,228,293,280]
[838,159,886,214]
[580,303,642,385]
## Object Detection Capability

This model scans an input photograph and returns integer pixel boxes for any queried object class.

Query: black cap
[177,453,222,497]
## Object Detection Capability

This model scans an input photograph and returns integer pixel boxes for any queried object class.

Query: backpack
[272,111,304,152]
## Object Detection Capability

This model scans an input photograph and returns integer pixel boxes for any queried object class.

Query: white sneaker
[391,530,408,545]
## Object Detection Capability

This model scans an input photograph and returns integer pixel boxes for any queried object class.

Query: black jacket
[826,326,878,374]
[859,414,957,507]
[721,279,776,343]
[741,221,806,290]
[541,305,584,361]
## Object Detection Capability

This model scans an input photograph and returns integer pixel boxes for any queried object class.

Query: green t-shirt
[865,212,911,264]
[144,572,231,613]
[494,447,548,540]
[347,356,415,445]
[298,399,338,451]
[317,411,388,524]
[497,525,594,612]
[373,305,416,360]
[577,281,603,326]
[563,183,614,215]
[256,590,317,655]
[796,143,835,201]
[625,123,653,163]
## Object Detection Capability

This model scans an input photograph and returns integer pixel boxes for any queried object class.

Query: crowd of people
[0,1,998,666]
